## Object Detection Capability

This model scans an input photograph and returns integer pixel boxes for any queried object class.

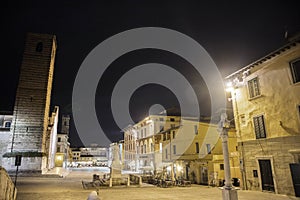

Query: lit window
[290,58,300,83]
[248,77,260,98]
[253,115,266,139]
[159,143,162,153]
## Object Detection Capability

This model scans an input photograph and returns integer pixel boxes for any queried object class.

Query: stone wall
[0,166,16,200]
[0,131,10,166]
[240,135,300,196]
[2,33,56,173]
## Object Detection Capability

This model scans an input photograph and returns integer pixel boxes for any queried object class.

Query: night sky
[0,1,299,147]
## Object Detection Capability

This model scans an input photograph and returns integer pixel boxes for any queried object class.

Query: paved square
[16,170,299,200]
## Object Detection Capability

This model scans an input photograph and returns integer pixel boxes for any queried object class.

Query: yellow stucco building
[166,121,241,186]
[225,35,300,196]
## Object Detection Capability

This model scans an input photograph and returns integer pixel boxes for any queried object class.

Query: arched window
[5,121,11,128]
[36,42,43,52]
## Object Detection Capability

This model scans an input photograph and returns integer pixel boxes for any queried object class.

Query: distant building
[123,115,183,173]
[122,113,238,183]
[55,115,71,168]
[70,144,108,167]
[225,35,300,196]
[45,106,59,170]
[2,33,57,174]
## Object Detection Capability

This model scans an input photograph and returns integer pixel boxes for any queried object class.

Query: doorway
[200,166,208,185]
[290,163,300,197]
[259,160,275,192]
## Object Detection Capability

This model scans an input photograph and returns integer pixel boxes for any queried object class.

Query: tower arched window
[5,121,11,128]
[36,42,43,52]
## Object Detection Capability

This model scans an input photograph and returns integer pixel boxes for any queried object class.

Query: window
[57,147,60,152]
[299,105,300,120]
[160,125,164,132]
[195,142,199,153]
[170,118,175,122]
[206,144,211,154]
[144,128,147,137]
[172,131,176,139]
[159,143,162,153]
[4,121,11,128]
[220,164,224,170]
[165,149,168,159]
[58,137,61,142]
[240,114,246,126]
[248,77,260,98]
[194,125,198,135]
[36,42,43,52]
[159,118,164,121]
[290,58,300,83]
[141,129,143,138]
[253,115,266,139]
[173,145,176,154]
[151,143,154,152]
[171,124,175,128]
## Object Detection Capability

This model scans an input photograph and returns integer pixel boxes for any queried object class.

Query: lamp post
[218,113,238,200]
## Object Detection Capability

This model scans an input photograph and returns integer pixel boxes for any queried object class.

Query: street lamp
[218,113,238,200]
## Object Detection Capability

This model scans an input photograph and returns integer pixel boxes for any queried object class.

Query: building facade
[225,35,300,196]
[0,113,13,166]
[161,121,240,186]
[71,145,108,167]
[2,33,57,174]
[55,115,71,168]
[123,115,182,173]
[45,106,59,170]
[122,114,241,186]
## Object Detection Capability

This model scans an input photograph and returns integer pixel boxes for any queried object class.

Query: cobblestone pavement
[16,170,300,200]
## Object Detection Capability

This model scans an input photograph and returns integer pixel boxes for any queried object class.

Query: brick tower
[3,33,57,174]
[61,115,70,134]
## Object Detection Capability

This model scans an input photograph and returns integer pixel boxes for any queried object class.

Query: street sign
[15,155,22,166]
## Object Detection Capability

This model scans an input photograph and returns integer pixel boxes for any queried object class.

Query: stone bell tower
[3,33,57,174]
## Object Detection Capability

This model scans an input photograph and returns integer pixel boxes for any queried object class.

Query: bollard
[127,177,130,186]
[109,178,112,187]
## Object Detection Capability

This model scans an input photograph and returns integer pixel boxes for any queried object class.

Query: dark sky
[0,1,299,147]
